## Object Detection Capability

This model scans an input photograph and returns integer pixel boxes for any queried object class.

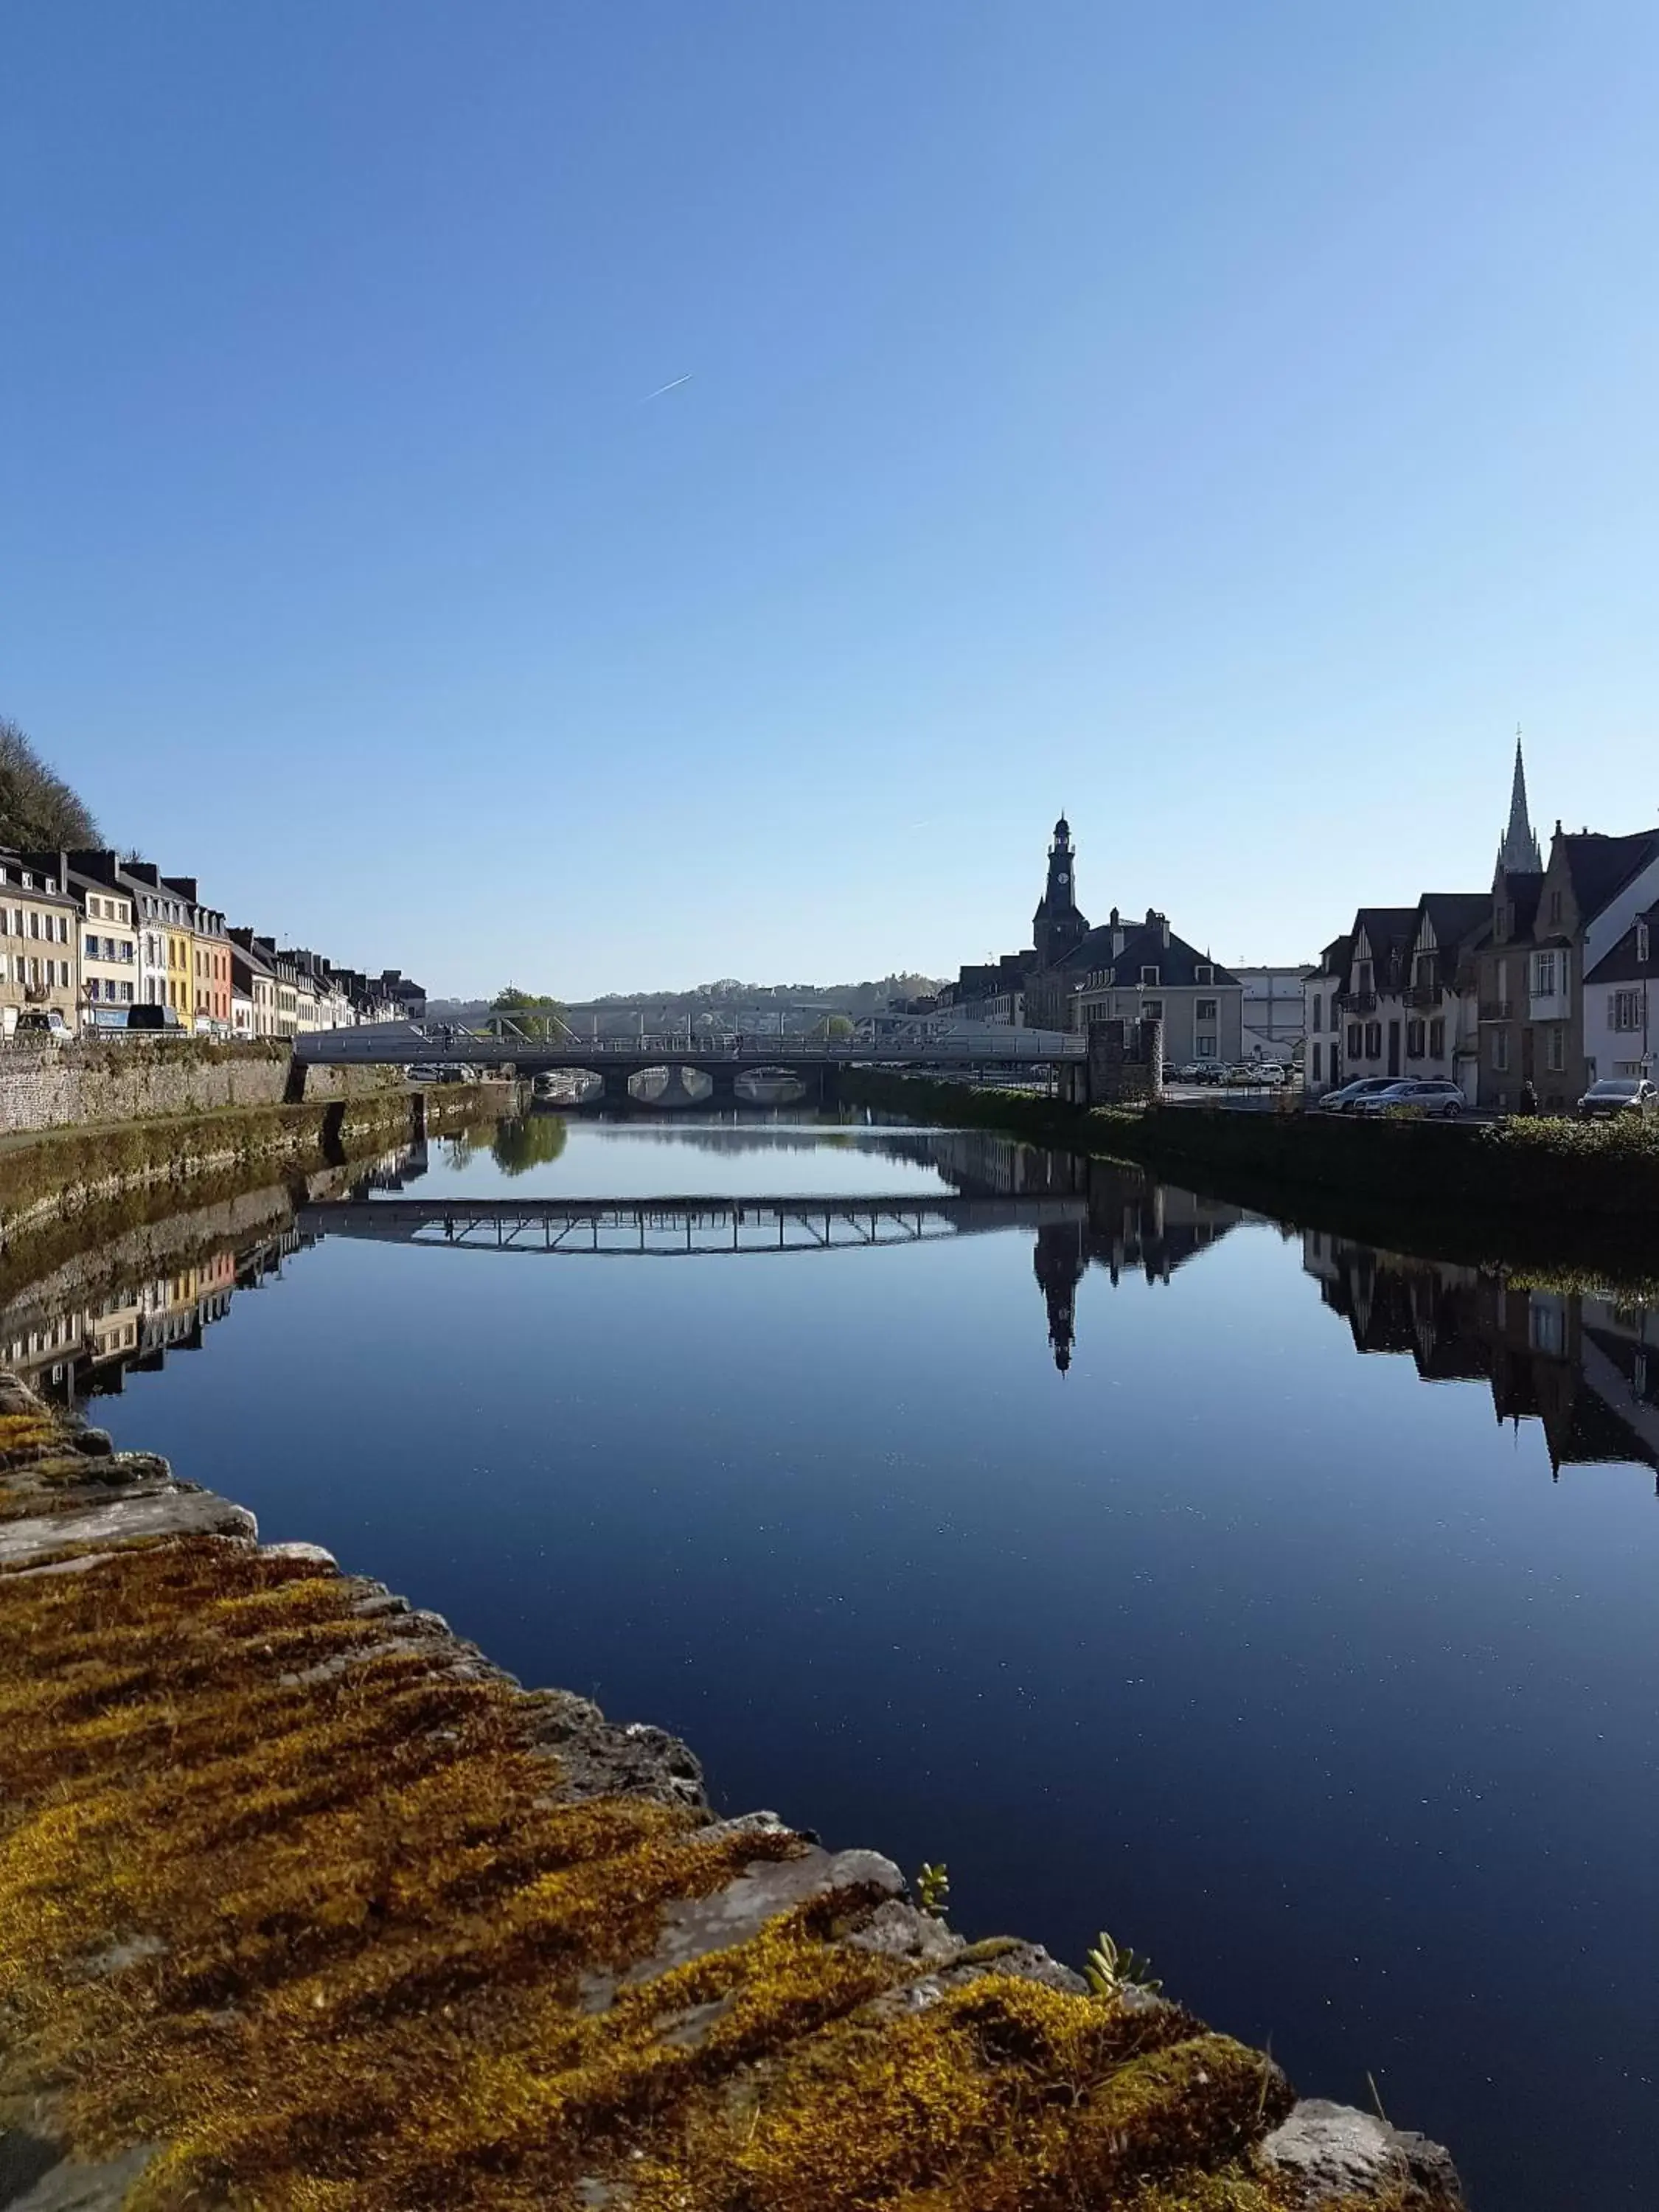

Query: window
[1312,1042,1323,1082]
[1195,998,1217,1023]
[1139,966,1160,987]
[1364,1021,1382,1058]
[1195,964,1213,985]
[1639,922,1652,967]
[1492,1032,1510,1072]
[1196,1037,1217,1059]
[1528,1299,1565,1356]
[1532,950,1558,997]
[1545,1026,1565,1071]
[1612,990,1644,1032]
[1428,1017,1445,1057]
[1357,959,1374,993]
[1548,891,1562,924]
[120,982,133,1004]
[1406,1020,1425,1059]
[1346,1023,1362,1057]
[1141,999,1164,1020]
[1310,994,1322,1031]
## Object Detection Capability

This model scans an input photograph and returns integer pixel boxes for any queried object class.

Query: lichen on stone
[0,1384,1461,2210]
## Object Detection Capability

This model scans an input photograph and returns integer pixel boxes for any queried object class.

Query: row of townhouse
[1304,742,1659,1110]
[0,845,425,1040]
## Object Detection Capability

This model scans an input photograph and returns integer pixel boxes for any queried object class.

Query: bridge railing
[298,1023,1084,1064]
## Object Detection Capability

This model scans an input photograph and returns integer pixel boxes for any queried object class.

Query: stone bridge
[294,1020,1080,1099]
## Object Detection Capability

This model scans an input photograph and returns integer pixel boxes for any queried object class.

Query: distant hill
[425,975,946,1033]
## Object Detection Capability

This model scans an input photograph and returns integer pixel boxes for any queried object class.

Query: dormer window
[1195,964,1213,985]
[1139,965,1160,987]
[1638,921,1652,967]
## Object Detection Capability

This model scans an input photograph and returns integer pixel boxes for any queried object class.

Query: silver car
[1349,1079,1466,1120]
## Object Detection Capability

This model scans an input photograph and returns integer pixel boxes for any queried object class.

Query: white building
[1234,966,1311,1065]
[1583,901,1657,1082]
[1303,939,1349,1096]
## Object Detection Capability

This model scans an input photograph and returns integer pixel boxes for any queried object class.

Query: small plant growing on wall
[1083,1928,1162,1998]
[915,1862,950,1916]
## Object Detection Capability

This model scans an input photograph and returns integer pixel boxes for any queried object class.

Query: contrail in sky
[643,373,694,400]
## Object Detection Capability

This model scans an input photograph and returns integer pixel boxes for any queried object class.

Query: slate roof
[1416,893,1491,952]
[1052,914,1238,987]
[1585,900,1659,986]
[1558,830,1659,921]
[1497,869,1544,939]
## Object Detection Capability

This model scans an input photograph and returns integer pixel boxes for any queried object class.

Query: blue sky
[5,2,1657,997]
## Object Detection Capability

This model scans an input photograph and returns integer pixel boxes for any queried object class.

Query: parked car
[1255,1062,1287,1087]
[117,1004,187,1034]
[1573,1077,1658,1120]
[1348,1078,1467,1119]
[10,1008,72,1042]
[1315,1076,1409,1113]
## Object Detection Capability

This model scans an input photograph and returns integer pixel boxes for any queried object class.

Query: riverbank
[0,1376,1461,2211]
[0,1084,500,1259]
[844,1070,1659,1291]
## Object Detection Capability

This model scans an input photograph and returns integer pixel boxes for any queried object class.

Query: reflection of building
[924,1128,1250,1371]
[1304,1230,1659,1484]
[0,1143,428,1408]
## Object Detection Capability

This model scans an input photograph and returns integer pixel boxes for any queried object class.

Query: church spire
[1495,727,1543,877]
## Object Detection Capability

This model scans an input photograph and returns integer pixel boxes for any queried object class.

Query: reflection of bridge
[296,1193,1086,1256]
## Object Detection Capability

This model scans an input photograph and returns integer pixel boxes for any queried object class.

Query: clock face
[1057,872,1069,887]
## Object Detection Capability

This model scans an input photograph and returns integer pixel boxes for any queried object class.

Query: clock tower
[1032,815,1089,970]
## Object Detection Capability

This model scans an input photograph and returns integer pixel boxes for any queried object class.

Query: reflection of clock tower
[1032,815,1089,969]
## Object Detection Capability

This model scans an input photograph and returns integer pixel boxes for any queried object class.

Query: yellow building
[167,925,192,1018]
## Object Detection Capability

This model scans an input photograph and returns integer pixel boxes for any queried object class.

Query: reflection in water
[0,1143,427,1409]
[1304,1231,1659,1488]
[14,1109,1657,2211]
[8,1119,1658,1498]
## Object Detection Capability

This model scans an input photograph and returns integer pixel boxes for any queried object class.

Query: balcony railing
[1405,984,1440,1007]
[1336,991,1377,1014]
[1478,998,1513,1021]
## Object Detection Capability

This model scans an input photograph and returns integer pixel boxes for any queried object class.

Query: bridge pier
[600,1067,633,1108]
[709,1065,739,1104]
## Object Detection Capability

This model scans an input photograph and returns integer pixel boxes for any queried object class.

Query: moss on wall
[0,1087,494,1249]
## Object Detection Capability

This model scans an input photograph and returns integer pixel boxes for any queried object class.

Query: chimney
[1161,914,1171,949]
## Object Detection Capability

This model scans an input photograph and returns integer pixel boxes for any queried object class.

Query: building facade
[0,853,80,1030]
[1302,937,1351,1096]
[1234,967,1311,1065]
[14,852,139,1024]
[952,819,1240,1061]
[1579,900,1657,1087]
[1475,829,1659,1111]
[1065,914,1243,1065]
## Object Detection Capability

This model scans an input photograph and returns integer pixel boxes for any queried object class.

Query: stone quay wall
[0,1085,495,1253]
[0,1038,401,1140]
[0,1377,1465,2211]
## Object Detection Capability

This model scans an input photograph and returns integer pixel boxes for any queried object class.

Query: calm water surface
[13,1110,1659,2208]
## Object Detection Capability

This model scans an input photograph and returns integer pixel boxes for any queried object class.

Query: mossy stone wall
[0,1038,407,1138]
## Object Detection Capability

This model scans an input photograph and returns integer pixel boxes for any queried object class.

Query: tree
[0,717,99,849]
[490,984,570,1043]
[490,1115,568,1177]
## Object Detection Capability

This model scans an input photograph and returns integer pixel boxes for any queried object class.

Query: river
[7,1107,1658,2208]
